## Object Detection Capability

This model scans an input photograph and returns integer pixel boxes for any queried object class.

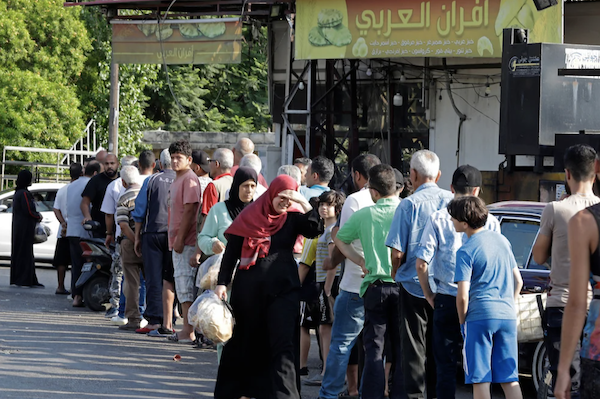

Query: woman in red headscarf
[214,175,323,399]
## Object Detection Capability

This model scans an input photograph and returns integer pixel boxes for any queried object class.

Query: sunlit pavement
[0,264,536,398]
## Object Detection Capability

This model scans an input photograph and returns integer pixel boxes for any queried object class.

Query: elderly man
[278,164,302,186]
[115,165,145,330]
[239,153,267,198]
[100,155,136,320]
[201,148,234,216]
[386,150,453,399]
[231,137,268,188]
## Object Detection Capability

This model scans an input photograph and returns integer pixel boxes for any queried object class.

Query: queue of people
[13,139,600,399]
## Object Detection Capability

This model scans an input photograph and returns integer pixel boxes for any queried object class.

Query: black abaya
[10,188,42,286]
[215,209,323,399]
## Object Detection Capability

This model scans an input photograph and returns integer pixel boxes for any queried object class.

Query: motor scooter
[75,221,113,311]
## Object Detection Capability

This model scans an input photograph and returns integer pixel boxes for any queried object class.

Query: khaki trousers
[121,238,144,324]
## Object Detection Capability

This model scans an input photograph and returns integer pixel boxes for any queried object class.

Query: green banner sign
[111,19,242,64]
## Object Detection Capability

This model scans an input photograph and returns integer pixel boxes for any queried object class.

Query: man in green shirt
[334,164,404,399]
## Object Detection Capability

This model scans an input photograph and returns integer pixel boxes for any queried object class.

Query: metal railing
[1,146,97,190]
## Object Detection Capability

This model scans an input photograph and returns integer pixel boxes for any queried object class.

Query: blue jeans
[319,289,365,399]
[117,272,147,318]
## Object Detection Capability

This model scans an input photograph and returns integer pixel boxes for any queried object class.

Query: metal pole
[305,61,313,159]
[108,58,120,156]
[1,148,5,191]
[350,60,359,162]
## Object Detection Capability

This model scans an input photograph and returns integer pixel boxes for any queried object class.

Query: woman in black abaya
[10,170,44,287]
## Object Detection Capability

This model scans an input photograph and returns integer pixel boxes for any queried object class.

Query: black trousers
[432,294,462,399]
[68,237,84,296]
[215,265,301,399]
[400,284,437,399]
[363,282,405,399]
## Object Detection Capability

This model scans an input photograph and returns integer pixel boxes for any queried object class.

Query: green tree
[0,0,90,165]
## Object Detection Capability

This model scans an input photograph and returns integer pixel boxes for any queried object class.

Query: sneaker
[105,307,118,318]
[110,315,128,326]
[303,374,323,386]
[119,322,141,331]
[30,283,45,288]
[147,327,176,337]
[299,367,309,377]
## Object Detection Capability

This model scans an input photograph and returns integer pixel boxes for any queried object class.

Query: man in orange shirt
[201,148,234,217]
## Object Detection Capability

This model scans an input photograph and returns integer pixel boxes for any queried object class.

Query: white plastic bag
[195,253,223,290]
[188,290,235,344]
[33,223,50,244]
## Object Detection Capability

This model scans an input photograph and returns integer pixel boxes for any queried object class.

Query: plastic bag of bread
[188,290,235,344]
[196,253,223,289]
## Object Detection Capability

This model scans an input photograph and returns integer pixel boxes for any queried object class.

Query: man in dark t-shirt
[81,154,120,238]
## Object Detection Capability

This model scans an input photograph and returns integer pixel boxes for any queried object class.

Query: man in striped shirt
[115,165,144,331]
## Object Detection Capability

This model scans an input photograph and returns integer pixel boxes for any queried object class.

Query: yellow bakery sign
[295,0,562,59]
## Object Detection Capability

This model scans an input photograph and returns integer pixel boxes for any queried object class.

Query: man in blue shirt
[299,156,333,201]
[133,149,177,336]
[450,196,523,399]
[386,149,453,399]
[415,165,500,399]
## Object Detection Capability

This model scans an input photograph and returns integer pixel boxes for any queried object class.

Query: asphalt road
[0,264,537,398]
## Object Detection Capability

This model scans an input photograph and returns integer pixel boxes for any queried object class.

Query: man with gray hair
[115,165,145,330]
[231,137,269,188]
[240,153,267,198]
[101,155,141,321]
[278,164,302,186]
[294,157,312,186]
[386,149,453,399]
[201,148,234,217]
[133,149,177,335]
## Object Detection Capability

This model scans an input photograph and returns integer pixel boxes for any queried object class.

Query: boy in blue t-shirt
[448,196,524,399]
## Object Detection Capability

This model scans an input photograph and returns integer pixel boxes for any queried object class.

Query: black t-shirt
[82,173,117,232]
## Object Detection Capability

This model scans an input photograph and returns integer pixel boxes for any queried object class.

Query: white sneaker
[140,319,148,328]
[111,315,128,326]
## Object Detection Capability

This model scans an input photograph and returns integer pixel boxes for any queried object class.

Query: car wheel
[533,341,554,398]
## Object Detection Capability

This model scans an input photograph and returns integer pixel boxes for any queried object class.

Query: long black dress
[215,209,323,399]
[10,189,42,286]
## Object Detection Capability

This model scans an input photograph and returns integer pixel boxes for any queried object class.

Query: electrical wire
[449,90,499,125]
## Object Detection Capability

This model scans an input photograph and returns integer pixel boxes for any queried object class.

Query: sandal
[167,334,194,344]
[55,289,70,295]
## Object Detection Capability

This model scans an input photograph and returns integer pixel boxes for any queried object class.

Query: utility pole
[108,59,120,156]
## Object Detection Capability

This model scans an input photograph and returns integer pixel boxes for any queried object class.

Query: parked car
[489,201,550,392]
[0,183,65,262]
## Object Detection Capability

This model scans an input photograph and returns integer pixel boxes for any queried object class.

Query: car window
[31,190,57,212]
[0,194,13,213]
[499,218,540,269]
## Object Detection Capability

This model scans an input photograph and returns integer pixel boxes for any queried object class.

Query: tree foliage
[0,0,90,164]
[0,1,271,163]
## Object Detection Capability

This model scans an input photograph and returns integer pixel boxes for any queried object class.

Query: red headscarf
[225,175,300,269]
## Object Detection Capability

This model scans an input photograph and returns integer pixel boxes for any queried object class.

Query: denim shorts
[172,245,197,303]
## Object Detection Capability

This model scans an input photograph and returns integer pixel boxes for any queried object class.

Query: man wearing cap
[415,165,500,399]
[386,150,453,399]
[133,149,177,334]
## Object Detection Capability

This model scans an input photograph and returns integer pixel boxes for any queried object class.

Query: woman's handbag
[33,223,50,244]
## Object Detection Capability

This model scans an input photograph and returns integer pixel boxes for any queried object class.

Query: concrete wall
[430,78,505,190]
[142,130,281,183]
